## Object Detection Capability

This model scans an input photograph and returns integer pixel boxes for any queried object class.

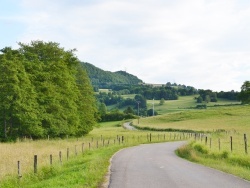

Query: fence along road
[108,141,250,188]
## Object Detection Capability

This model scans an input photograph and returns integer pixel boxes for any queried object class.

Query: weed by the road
[176,142,250,181]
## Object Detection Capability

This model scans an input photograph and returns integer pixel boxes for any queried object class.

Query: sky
[1,0,250,92]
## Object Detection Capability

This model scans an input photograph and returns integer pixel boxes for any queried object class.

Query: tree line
[196,90,239,103]
[0,41,97,141]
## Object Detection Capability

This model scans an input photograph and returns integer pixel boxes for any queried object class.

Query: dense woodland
[0,41,97,141]
[81,62,142,90]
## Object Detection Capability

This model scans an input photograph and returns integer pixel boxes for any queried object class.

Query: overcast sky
[1,0,250,91]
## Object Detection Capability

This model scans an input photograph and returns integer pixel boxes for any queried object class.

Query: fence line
[12,132,194,179]
[195,134,249,155]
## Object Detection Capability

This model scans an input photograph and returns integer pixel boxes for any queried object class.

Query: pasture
[0,95,249,187]
[133,105,250,133]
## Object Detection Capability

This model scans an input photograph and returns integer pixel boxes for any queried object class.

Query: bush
[100,112,136,122]
[220,151,229,159]
[193,144,208,154]
[196,104,207,109]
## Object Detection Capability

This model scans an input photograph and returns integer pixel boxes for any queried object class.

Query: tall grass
[0,121,186,187]
[176,140,250,181]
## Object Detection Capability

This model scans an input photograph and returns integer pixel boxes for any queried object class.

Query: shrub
[193,144,208,154]
[220,151,229,159]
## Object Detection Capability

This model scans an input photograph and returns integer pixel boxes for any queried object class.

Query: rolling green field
[1,95,249,187]
[133,105,250,133]
[146,95,241,114]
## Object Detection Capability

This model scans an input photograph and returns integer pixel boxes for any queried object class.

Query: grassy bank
[1,145,124,188]
[176,141,250,181]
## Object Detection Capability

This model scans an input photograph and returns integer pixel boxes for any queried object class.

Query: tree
[124,106,134,114]
[0,47,41,140]
[99,102,107,116]
[238,81,250,104]
[75,65,97,136]
[0,41,98,141]
[147,109,158,116]
[205,95,211,103]
[159,98,165,105]
[197,96,203,103]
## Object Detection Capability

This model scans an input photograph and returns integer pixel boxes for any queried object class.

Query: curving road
[108,141,250,188]
[123,122,137,130]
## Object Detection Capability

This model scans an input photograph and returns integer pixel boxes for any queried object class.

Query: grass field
[133,105,250,133]
[147,96,241,115]
[0,121,185,187]
[0,95,249,187]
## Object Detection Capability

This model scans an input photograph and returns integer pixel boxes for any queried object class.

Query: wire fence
[193,132,249,155]
[1,132,191,181]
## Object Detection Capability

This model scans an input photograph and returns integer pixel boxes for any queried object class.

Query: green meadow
[1,95,249,187]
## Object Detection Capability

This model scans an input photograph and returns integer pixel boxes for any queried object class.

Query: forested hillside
[81,62,143,89]
[0,41,97,141]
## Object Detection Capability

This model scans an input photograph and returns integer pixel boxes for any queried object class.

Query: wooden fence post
[34,155,38,173]
[75,145,77,156]
[82,143,84,153]
[209,138,212,149]
[18,161,22,178]
[218,138,220,151]
[244,134,248,154]
[149,133,152,142]
[205,137,207,145]
[230,136,233,152]
[50,154,52,165]
[67,148,69,161]
[59,151,62,164]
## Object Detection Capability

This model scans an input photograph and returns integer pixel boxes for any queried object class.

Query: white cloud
[1,0,250,91]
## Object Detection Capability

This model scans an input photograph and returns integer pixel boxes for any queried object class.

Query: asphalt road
[123,122,137,130]
[108,141,250,188]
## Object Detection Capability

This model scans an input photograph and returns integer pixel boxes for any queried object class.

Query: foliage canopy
[0,41,97,141]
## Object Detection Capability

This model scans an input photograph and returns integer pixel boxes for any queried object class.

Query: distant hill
[81,62,143,89]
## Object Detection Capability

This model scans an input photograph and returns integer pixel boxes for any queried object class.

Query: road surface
[123,122,137,130]
[108,141,250,188]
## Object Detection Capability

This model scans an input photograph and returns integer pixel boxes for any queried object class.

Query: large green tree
[238,81,250,104]
[0,41,97,141]
[0,48,41,141]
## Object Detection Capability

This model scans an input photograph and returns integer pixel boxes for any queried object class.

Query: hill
[81,62,143,89]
